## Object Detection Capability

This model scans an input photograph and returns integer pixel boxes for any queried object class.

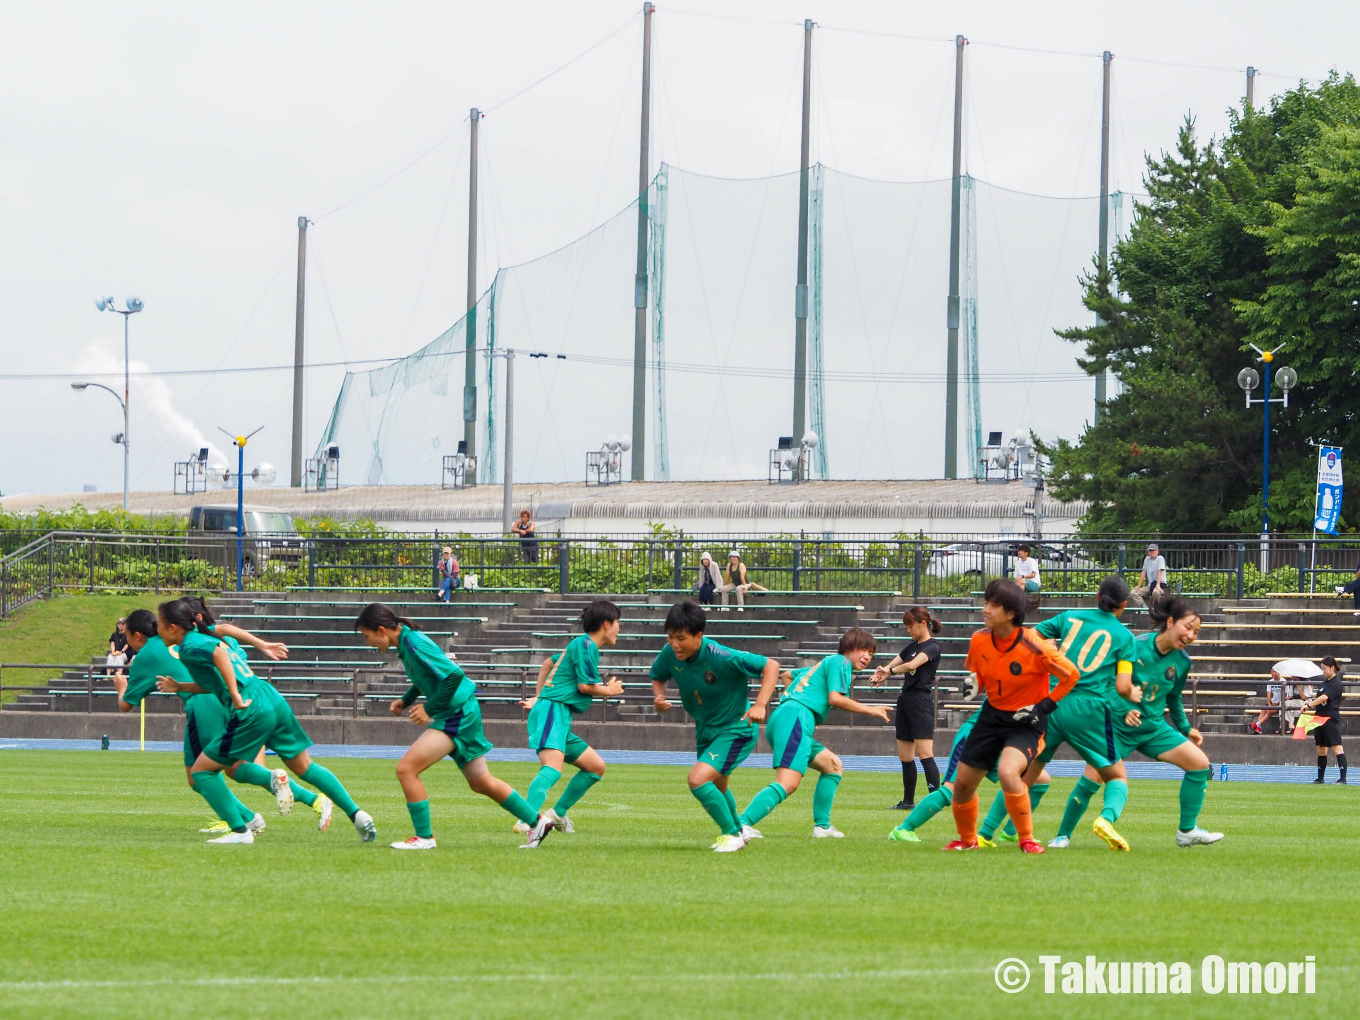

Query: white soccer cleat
[270,768,294,815]
[314,795,333,832]
[1176,826,1224,847]
[741,824,763,841]
[207,830,254,845]
[1048,835,1071,849]
[246,812,267,834]
[519,811,556,849]
[552,814,574,833]
[390,836,437,850]
[812,825,844,839]
[512,820,531,835]
[354,810,377,843]
[712,833,747,853]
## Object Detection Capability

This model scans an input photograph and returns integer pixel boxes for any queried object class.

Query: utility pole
[1095,50,1112,423]
[501,349,515,533]
[791,18,815,478]
[943,34,966,478]
[1246,65,1256,109]
[464,108,481,482]
[289,216,308,487]
[631,3,654,481]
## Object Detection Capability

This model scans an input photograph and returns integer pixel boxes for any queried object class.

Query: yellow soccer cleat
[199,819,231,834]
[1093,817,1130,851]
[976,834,998,848]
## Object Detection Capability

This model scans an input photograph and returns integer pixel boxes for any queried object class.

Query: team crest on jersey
[1165,666,1177,681]
[703,670,717,685]
[1009,661,1023,675]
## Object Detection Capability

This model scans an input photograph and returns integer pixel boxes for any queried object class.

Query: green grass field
[0,595,146,698]
[1,751,1354,1019]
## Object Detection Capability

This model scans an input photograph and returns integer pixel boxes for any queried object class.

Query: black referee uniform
[895,638,940,742]
[1312,673,1347,784]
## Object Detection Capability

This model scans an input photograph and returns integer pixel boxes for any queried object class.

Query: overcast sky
[1,0,1355,496]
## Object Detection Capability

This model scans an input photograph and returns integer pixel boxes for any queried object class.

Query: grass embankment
[0,594,155,697]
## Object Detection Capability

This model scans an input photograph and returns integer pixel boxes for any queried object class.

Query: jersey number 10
[1056,620,1112,674]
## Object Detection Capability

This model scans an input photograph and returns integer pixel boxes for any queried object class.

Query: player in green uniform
[1060,597,1222,847]
[649,601,780,852]
[355,603,553,851]
[737,628,888,839]
[513,600,624,836]
[1012,576,1138,851]
[157,598,374,845]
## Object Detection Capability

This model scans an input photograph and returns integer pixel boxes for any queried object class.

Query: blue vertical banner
[1314,445,1343,534]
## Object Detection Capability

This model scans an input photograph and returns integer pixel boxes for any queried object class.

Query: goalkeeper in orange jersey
[944,580,1080,854]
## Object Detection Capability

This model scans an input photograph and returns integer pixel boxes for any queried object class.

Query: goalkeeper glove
[1011,697,1058,728]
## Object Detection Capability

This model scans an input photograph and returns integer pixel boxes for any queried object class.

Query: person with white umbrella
[1250,659,1320,735]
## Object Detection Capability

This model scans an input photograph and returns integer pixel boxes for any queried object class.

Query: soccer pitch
[2,751,1354,1019]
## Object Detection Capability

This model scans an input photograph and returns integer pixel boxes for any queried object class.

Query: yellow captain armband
[1117,661,1133,674]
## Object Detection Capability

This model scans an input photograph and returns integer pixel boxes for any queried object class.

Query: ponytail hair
[1148,595,1200,632]
[181,594,216,626]
[158,598,215,637]
[1097,575,1131,613]
[1321,655,1344,677]
[901,604,942,635]
[355,602,418,633]
[125,608,158,639]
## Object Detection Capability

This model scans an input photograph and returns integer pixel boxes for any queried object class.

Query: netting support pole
[290,216,308,487]
[631,3,654,482]
[464,108,481,480]
[501,348,515,534]
[1094,51,1111,424]
[791,19,815,479]
[944,34,966,479]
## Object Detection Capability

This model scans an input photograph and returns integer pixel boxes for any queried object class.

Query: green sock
[1100,778,1129,823]
[191,771,248,832]
[231,761,320,809]
[722,787,741,830]
[527,765,562,813]
[552,770,601,816]
[1004,781,1051,837]
[978,789,1011,839]
[287,779,318,808]
[898,785,951,831]
[499,790,540,825]
[406,799,433,839]
[299,763,359,820]
[812,773,842,829]
[693,781,742,836]
[227,790,256,828]
[1178,769,1209,831]
[738,782,787,828]
[1059,776,1102,837]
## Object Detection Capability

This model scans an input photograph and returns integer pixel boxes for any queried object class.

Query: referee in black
[1306,656,1347,784]
[872,606,943,809]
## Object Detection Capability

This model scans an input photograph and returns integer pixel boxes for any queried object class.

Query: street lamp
[1237,342,1298,535]
[90,295,145,510]
[70,381,129,508]
[215,426,268,591]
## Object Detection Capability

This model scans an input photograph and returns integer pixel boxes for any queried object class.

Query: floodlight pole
[791,18,815,481]
[464,108,481,482]
[1246,66,1256,109]
[944,34,966,479]
[290,216,308,487]
[121,312,130,510]
[501,349,515,534]
[631,3,654,481]
[1095,50,1112,424]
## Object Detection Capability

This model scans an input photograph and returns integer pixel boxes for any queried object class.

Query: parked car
[925,541,1100,580]
[188,504,305,575]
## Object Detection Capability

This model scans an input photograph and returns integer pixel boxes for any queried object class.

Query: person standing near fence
[1334,564,1360,618]
[871,606,943,810]
[511,509,539,563]
[1305,657,1347,784]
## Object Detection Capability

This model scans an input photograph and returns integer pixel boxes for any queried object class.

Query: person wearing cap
[107,616,132,680]
[719,550,767,609]
[434,546,461,602]
[1333,563,1360,618]
[1131,543,1168,607]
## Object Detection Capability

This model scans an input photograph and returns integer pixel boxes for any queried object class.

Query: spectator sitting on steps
[1131,542,1169,607]
[1334,563,1360,618]
[695,552,722,605]
[435,547,460,602]
[1249,668,1314,734]
[108,616,131,681]
[1013,544,1041,611]
[720,550,769,611]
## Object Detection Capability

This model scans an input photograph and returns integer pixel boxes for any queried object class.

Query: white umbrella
[1272,658,1324,679]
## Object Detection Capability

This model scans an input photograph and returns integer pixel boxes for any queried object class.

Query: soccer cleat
[1018,838,1046,854]
[712,833,747,853]
[941,839,978,850]
[1176,827,1224,847]
[997,831,1019,843]
[390,836,437,850]
[741,824,763,841]
[199,819,231,833]
[890,800,915,811]
[246,812,267,834]
[1312,778,1325,784]
[1093,817,1130,851]
[354,810,377,843]
[519,812,556,849]
[553,814,575,834]
[270,768,294,815]
[1048,835,1071,849]
[512,820,530,835]
[888,827,921,843]
[813,825,844,839]
[1337,778,1349,785]
[314,795,333,832]
[207,830,254,845]
[976,834,998,848]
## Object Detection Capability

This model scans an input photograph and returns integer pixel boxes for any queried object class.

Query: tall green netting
[807,164,828,479]
[480,278,499,484]
[962,174,982,477]
[649,166,670,480]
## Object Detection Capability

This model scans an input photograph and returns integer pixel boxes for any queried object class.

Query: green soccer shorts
[765,702,827,775]
[695,721,758,776]
[430,695,496,768]
[1114,718,1189,762]
[527,698,589,763]
[183,694,229,767]
[203,684,311,766]
[1034,693,1118,771]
